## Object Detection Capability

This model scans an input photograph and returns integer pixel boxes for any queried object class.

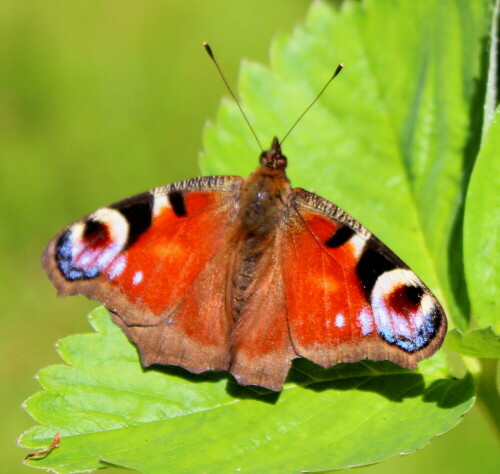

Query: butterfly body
[231,138,290,316]
[43,138,446,391]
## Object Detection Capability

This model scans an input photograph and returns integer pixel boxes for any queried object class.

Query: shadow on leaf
[422,373,475,409]
[145,356,472,408]
[287,359,425,402]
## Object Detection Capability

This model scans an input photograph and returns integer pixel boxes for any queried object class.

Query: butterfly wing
[43,176,244,373]
[280,188,447,370]
[43,173,447,390]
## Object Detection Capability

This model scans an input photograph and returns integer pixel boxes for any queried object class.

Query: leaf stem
[475,359,500,443]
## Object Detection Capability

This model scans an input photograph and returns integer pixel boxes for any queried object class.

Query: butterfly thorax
[239,137,291,237]
[230,138,291,320]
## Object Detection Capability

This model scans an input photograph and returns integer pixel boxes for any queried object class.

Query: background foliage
[1,0,498,472]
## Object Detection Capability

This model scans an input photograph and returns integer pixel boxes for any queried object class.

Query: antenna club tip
[332,63,344,79]
[203,42,214,59]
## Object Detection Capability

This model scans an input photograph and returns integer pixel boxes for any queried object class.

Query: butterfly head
[259,137,287,170]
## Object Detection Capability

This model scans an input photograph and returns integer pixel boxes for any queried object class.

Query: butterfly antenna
[203,42,263,151]
[280,63,344,145]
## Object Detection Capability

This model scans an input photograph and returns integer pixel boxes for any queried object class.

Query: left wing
[42,176,244,374]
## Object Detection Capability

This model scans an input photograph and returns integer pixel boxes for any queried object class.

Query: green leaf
[202,0,494,329]
[20,308,474,473]
[464,106,500,332]
[446,328,500,358]
[21,0,498,471]
[496,363,500,395]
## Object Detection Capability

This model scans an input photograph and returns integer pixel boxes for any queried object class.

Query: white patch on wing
[95,244,123,269]
[358,308,374,335]
[67,222,86,258]
[69,222,85,242]
[420,293,435,316]
[334,313,345,328]
[78,251,94,266]
[350,234,367,259]
[132,270,143,285]
[108,255,127,280]
[152,193,170,217]
[91,207,129,250]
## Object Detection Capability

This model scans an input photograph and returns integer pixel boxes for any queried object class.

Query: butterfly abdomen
[230,236,269,321]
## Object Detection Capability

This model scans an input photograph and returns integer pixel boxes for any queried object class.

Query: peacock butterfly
[42,47,447,392]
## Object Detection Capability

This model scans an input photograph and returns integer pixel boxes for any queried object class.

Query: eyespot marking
[371,268,441,352]
[55,208,129,281]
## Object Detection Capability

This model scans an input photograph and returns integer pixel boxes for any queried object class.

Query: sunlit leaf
[21,0,498,471]
[446,328,500,358]
[464,106,500,332]
[20,308,474,473]
[202,0,493,329]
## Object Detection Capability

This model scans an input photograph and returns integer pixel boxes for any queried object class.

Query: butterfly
[42,133,447,391]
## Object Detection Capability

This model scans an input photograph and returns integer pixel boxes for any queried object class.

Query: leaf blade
[464,106,500,332]
[202,0,493,329]
[20,308,475,473]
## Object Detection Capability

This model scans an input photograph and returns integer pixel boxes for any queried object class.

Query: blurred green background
[1,1,498,472]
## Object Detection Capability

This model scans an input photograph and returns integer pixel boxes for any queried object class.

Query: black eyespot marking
[386,284,424,314]
[112,193,153,247]
[403,285,424,306]
[168,190,187,217]
[356,242,397,300]
[325,226,354,248]
[83,219,105,239]
[82,219,112,250]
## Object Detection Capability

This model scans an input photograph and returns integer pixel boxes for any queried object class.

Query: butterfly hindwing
[111,239,236,372]
[281,188,446,370]
[43,176,244,372]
